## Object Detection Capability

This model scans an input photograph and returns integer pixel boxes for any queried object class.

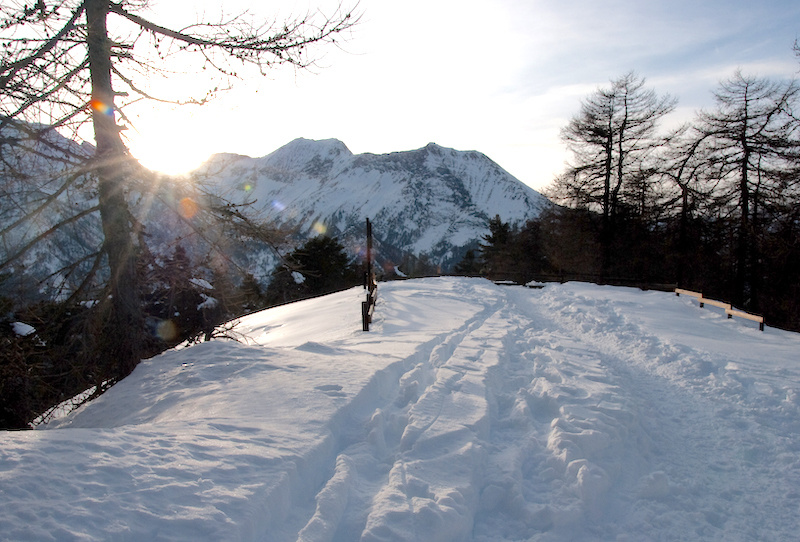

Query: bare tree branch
[0,2,86,90]
[0,204,99,272]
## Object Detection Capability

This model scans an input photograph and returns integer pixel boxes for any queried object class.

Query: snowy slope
[195,139,549,270]
[3,278,800,541]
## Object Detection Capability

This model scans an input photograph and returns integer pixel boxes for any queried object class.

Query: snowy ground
[2,277,800,541]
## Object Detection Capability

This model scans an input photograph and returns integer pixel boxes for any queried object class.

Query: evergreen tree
[480,215,514,279]
[265,236,360,305]
[454,249,482,276]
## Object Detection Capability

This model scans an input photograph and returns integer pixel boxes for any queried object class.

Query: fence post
[362,218,377,331]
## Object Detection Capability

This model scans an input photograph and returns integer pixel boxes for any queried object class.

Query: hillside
[195,139,549,271]
[2,278,799,541]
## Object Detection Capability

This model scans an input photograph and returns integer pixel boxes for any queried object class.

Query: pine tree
[552,72,675,277]
[265,236,360,305]
[480,215,513,279]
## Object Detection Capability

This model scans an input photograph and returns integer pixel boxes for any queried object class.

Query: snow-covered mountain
[0,121,100,299]
[4,277,800,541]
[1,129,548,295]
[195,138,550,271]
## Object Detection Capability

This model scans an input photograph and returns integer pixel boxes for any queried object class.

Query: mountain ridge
[0,130,550,301]
[196,138,550,272]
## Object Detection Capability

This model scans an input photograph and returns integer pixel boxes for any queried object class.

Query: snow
[197,294,218,310]
[11,321,35,336]
[194,139,550,270]
[190,278,214,290]
[3,277,800,541]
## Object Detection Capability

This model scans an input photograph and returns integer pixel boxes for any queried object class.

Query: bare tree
[655,126,712,287]
[551,72,675,277]
[694,71,800,309]
[1,0,358,385]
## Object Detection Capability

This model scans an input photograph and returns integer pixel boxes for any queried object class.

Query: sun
[125,104,218,176]
[131,135,210,176]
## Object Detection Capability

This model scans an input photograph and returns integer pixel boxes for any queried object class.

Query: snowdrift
[2,278,800,541]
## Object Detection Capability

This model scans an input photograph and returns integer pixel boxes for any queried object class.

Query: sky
[122,0,800,191]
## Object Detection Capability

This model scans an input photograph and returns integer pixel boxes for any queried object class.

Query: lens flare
[271,200,286,212]
[155,320,178,342]
[179,197,199,219]
[90,99,114,116]
[313,222,327,235]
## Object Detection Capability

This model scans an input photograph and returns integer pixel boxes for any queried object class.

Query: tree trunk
[600,124,614,281]
[86,0,143,382]
[676,184,689,287]
[733,145,750,308]
[749,168,763,313]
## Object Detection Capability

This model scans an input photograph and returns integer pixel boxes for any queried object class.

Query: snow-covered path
[2,278,800,541]
[495,283,800,541]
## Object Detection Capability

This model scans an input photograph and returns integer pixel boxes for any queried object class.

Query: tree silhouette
[265,236,360,305]
[553,72,675,277]
[479,215,513,279]
[695,72,800,309]
[1,0,358,387]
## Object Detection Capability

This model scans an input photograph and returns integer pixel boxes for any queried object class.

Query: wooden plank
[362,217,377,332]
[368,291,376,322]
[699,298,731,310]
[726,309,763,323]
[675,288,702,298]
[726,308,765,330]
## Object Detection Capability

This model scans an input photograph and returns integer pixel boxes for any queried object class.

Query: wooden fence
[675,288,764,331]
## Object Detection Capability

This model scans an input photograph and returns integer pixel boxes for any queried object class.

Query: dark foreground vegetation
[1,234,361,429]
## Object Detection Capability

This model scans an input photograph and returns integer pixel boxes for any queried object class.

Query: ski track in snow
[526,286,800,541]
[288,281,800,542]
[2,278,800,541]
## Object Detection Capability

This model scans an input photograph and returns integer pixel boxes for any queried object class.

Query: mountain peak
[423,142,449,156]
[198,138,549,271]
[277,137,351,158]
